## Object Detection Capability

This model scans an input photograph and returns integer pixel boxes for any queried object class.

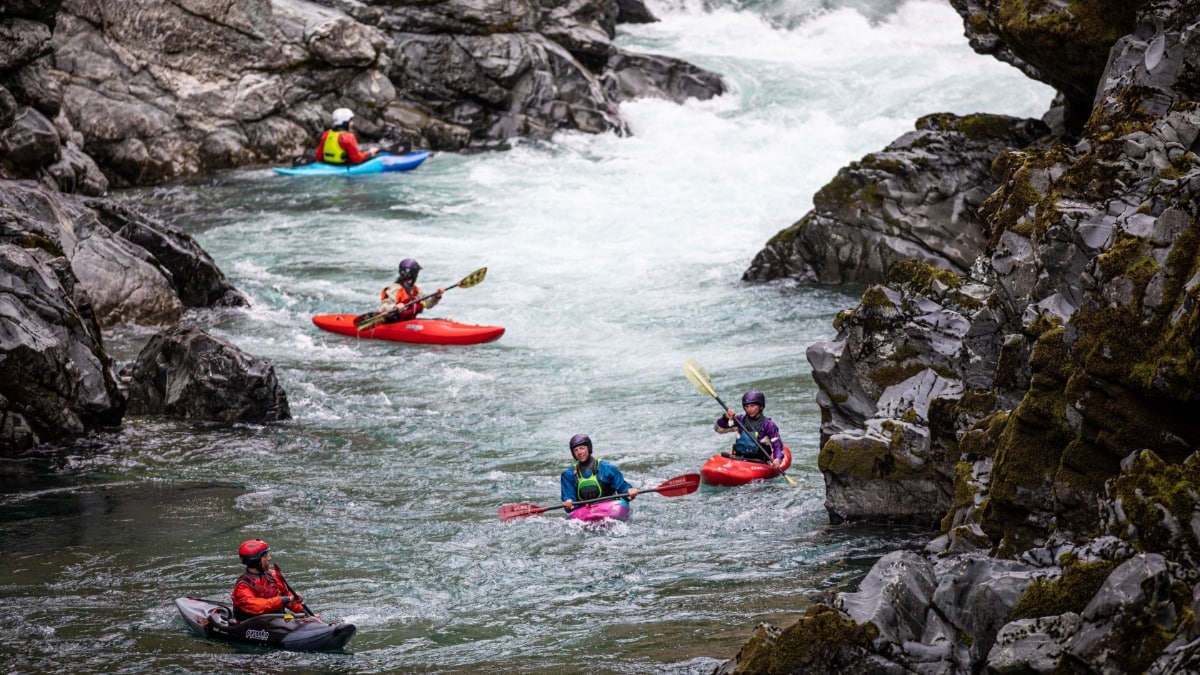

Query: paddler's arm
[715,410,738,433]
[560,468,576,511]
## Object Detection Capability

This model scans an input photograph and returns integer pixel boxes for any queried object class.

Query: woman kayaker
[376,258,444,322]
[560,433,637,511]
[715,390,785,470]
[315,107,379,165]
[231,539,307,620]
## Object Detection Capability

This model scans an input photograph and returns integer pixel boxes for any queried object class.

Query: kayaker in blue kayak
[715,390,785,469]
[561,433,637,511]
[375,258,444,322]
[231,539,307,620]
[315,108,379,165]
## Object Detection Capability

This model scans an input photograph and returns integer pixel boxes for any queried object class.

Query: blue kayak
[273,150,430,176]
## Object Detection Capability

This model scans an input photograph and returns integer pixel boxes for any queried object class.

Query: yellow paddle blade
[683,358,717,398]
[457,267,487,289]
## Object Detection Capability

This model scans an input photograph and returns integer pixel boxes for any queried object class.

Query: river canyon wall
[728,0,1200,672]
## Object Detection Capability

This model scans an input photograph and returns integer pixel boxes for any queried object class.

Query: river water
[0,1,1052,672]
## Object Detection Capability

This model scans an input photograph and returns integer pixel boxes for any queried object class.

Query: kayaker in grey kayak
[231,539,307,620]
[560,433,637,511]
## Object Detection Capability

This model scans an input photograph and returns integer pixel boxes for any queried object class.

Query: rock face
[745,113,1049,285]
[0,243,124,451]
[126,326,291,422]
[724,0,1200,672]
[45,0,725,186]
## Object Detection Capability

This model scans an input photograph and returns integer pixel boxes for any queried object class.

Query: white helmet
[331,108,354,125]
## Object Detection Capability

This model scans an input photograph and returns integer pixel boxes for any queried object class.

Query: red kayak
[312,314,505,345]
[700,446,793,487]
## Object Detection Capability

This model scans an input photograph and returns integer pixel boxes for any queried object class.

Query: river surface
[0,1,1053,672]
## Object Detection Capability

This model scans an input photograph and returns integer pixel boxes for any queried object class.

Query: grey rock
[126,326,290,422]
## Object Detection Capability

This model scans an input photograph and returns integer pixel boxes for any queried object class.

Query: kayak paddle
[498,473,701,522]
[355,266,488,331]
[273,563,314,617]
[683,358,797,486]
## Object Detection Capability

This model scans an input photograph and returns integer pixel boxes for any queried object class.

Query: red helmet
[238,539,270,566]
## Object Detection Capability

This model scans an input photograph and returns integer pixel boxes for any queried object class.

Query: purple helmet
[569,433,592,456]
[742,390,765,408]
[397,258,421,281]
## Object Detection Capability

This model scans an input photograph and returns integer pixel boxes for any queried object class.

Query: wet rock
[745,114,1049,285]
[0,243,124,454]
[126,326,290,422]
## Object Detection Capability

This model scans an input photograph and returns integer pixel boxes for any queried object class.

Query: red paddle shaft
[498,473,700,522]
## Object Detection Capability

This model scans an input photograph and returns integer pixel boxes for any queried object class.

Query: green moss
[979,329,1077,553]
[1107,450,1200,556]
[941,460,978,533]
[869,363,929,390]
[814,172,865,211]
[1010,559,1118,619]
[887,259,963,291]
[765,219,804,248]
[819,436,932,482]
[767,605,878,674]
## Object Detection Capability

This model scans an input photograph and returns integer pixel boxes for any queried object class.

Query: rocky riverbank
[0,0,722,451]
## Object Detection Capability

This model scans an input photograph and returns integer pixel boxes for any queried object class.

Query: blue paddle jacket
[715,414,783,461]
[560,458,633,505]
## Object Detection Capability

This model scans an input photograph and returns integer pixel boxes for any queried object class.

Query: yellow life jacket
[322,130,347,164]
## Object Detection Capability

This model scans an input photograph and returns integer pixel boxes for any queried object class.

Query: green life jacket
[574,457,608,501]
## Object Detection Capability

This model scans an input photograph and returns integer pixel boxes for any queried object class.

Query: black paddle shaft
[715,394,773,454]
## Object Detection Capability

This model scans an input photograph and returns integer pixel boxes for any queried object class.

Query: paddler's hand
[627,488,638,500]
[563,499,574,511]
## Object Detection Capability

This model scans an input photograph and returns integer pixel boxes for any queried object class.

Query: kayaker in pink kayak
[715,390,785,469]
[315,107,379,165]
[376,258,444,322]
[561,433,637,511]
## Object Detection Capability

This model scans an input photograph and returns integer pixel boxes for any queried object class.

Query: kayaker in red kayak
[315,108,379,165]
[561,434,637,511]
[376,258,444,322]
[231,539,307,620]
[716,390,785,470]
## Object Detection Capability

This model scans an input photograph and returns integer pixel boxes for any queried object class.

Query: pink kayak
[566,499,630,523]
[700,446,793,487]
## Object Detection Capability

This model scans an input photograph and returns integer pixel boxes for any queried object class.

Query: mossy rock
[979,329,1077,552]
[1106,450,1200,558]
[764,605,878,674]
[1010,558,1119,619]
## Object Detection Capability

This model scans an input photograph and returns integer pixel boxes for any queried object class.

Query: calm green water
[0,2,1052,672]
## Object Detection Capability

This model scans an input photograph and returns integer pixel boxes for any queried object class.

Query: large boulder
[125,326,291,422]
